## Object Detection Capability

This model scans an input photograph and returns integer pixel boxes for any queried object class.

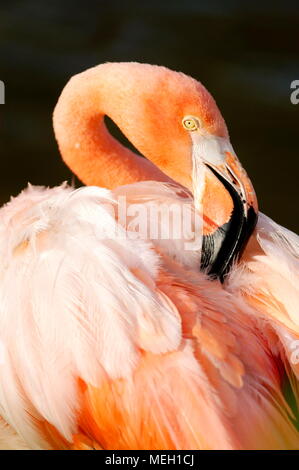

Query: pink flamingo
[0,62,298,449]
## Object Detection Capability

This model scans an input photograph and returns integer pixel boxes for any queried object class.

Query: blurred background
[0,0,298,231]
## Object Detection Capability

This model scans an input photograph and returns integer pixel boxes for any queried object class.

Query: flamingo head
[180,113,258,280]
[104,63,258,280]
[55,62,258,280]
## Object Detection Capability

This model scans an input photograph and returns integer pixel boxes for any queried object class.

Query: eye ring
[182,115,201,131]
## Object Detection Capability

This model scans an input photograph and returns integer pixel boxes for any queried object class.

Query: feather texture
[0,184,298,449]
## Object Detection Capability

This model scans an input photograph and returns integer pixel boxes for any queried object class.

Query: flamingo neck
[53,67,170,189]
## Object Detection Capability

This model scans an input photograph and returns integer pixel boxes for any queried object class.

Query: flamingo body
[0,63,298,449]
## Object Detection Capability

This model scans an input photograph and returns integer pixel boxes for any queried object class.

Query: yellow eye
[182,116,201,131]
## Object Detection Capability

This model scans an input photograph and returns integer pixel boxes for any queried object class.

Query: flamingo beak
[190,133,258,281]
[203,149,258,218]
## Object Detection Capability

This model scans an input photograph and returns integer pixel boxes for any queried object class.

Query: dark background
[0,0,298,232]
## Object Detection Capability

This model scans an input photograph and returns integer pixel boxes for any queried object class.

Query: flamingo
[0,62,298,450]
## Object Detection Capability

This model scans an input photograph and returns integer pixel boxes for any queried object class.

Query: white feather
[0,183,184,443]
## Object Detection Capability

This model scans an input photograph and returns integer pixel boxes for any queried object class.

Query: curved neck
[53,67,171,189]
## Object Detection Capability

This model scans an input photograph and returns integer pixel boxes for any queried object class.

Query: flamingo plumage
[0,62,298,449]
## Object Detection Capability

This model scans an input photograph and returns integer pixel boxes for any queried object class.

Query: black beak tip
[200,164,258,282]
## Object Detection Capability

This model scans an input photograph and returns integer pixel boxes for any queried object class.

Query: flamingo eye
[182,116,201,131]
